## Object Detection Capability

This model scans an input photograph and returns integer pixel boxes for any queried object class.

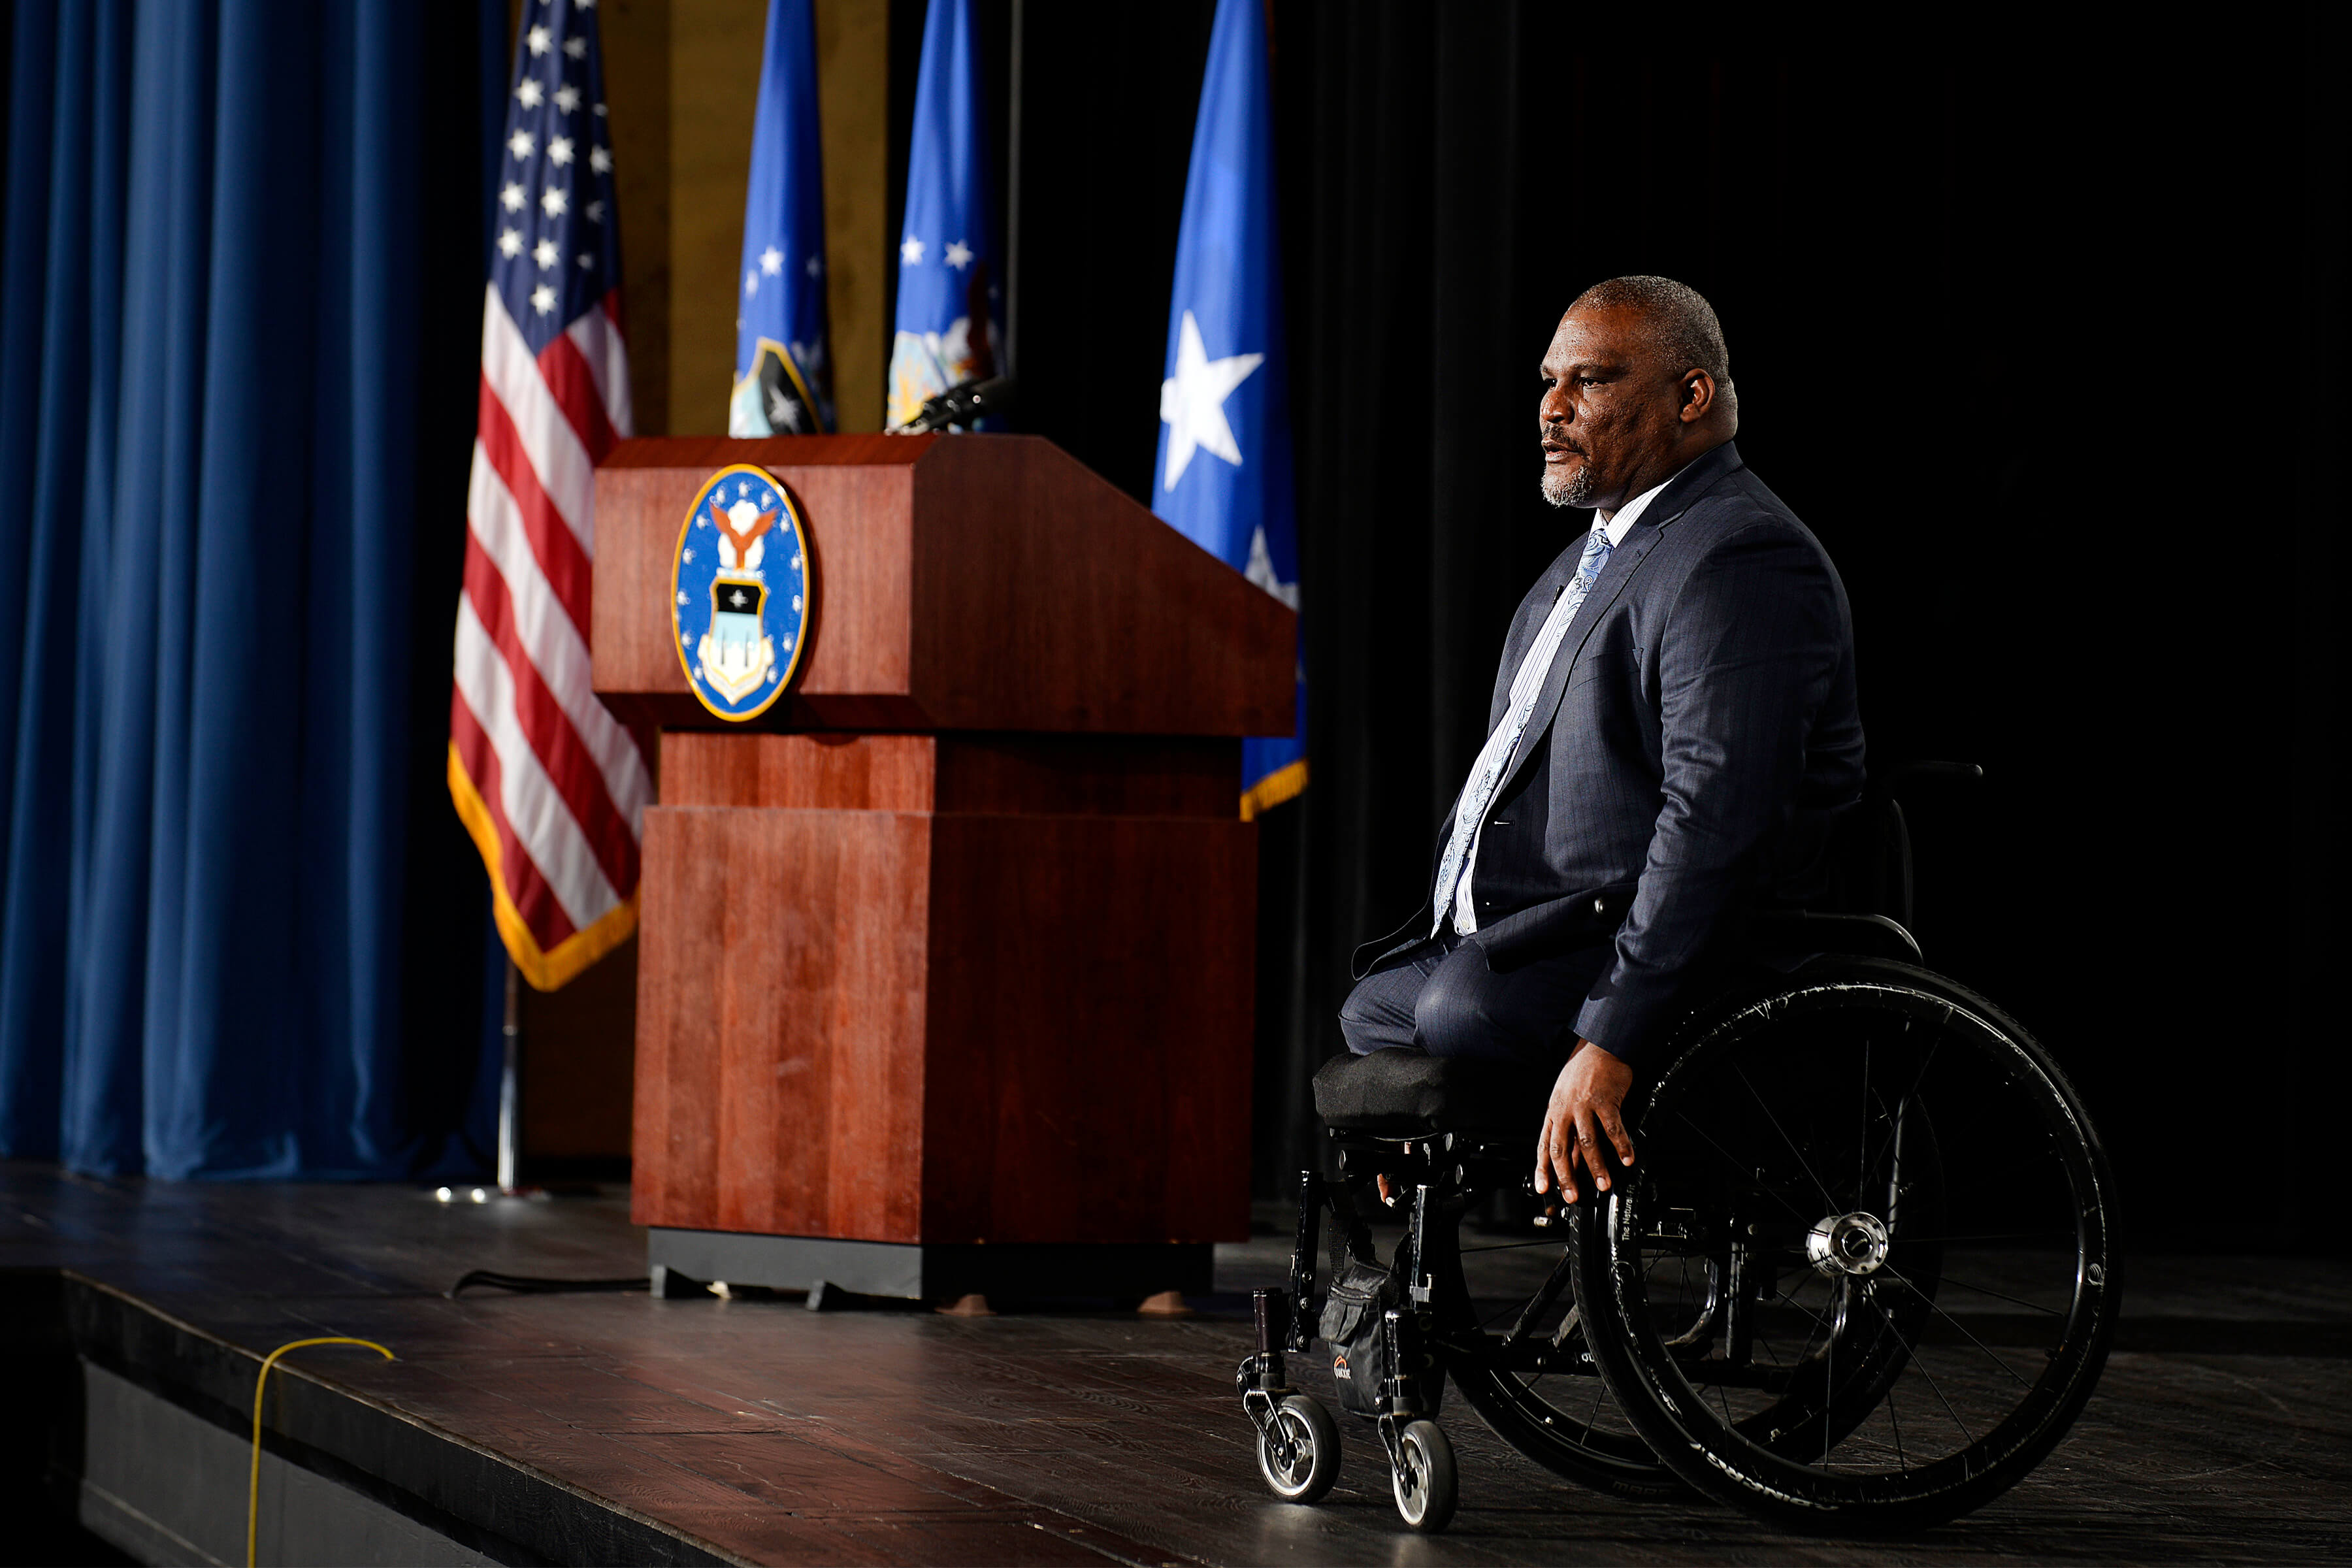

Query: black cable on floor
[446,1270,649,1299]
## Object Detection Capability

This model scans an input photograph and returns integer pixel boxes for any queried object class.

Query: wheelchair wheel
[1390,1419,1458,1532]
[1573,958,2118,1533]
[1256,1392,1341,1503]
[1433,1219,1682,1501]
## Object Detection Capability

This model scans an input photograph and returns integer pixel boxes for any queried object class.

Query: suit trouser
[1339,929,1614,1068]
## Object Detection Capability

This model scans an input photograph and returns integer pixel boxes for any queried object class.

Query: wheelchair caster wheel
[1256,1392,1341,1503]
[1390,1419,1457,1532]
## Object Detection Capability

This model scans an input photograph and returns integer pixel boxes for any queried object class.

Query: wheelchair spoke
[1461,1236,1580,1254]
[1915,1270,2070,1316]
[1860,1016,1942,1190]
[1880,1267,2034,1390]
[1668,1110,1820,1228]
[1767,1280,1837,1372]
[1822,1279,1837,1466]
[1501,1246,1576,1347]
[1750,1322,1805,1412]
[1732,1063,1837,1211]
[1857,1036,1871,1202]
[1900,1279,2032,1392]
[1863,1290,1975,1448]
[1878,1230,2074,1247]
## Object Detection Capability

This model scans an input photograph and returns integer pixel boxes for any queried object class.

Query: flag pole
[1004,0,1024,380]
[497,962,521,1194]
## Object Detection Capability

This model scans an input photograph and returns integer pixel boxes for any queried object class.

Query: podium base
[646,1228,1214,1303]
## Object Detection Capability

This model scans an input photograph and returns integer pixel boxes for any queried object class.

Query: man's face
[1537,306,1686,512]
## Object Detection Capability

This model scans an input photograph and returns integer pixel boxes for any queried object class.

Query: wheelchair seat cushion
[1313,1049,1553,1134]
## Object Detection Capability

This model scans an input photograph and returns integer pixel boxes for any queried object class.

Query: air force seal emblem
[670,464,812,721]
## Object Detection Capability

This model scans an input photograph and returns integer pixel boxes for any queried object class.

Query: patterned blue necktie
[1431,526,1616,934]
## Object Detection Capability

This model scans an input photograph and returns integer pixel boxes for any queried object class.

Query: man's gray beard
[1541,464,1594,509]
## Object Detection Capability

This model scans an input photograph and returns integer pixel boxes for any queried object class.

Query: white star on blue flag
[1152,0,1306,816]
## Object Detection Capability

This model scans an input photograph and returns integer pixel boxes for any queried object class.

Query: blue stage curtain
[0,0,498,1179]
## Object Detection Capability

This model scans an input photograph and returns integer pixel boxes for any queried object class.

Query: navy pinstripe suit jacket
[1354,440,1866,1062]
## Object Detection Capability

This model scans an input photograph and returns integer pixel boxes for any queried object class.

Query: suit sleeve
[1573,524,1845,1062]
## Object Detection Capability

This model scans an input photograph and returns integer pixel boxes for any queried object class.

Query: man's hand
[1533,1040,1636,1204]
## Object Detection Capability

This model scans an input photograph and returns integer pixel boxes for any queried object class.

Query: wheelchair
[1234,765,2118,1535]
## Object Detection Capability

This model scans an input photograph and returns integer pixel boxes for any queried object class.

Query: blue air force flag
[731,0,832,436]
[1154,0,1305,819]
[887,0,1001,429]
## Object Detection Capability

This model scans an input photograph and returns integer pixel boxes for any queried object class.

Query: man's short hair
[1570,274,1738,422]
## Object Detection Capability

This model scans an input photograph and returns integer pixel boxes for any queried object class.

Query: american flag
[449,0,651,991]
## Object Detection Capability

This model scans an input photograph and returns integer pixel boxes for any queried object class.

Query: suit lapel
[1496,531,1661,785]
[1494,443,1747,795]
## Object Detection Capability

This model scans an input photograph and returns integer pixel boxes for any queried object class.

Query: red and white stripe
[451,283,651,976]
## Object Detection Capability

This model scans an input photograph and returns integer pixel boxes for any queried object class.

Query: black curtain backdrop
[960,10,2352,1247]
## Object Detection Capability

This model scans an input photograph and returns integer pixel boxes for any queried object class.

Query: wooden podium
[592,434,1295,1301]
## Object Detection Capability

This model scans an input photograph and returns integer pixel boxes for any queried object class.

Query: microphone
[892,376,1015,433]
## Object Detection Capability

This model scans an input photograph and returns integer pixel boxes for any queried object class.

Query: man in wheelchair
[1338,274,1863,1207]
[1239,277,2117,1537]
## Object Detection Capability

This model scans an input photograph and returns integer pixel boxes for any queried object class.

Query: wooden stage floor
[3,1163,2347,1565]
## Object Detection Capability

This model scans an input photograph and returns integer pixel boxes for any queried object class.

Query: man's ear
[1679,370,1715,425]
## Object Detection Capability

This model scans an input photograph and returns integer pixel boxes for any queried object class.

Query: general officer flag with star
[1156,0,1304,819]
[887,0,1001,429]
[730,0,832,436]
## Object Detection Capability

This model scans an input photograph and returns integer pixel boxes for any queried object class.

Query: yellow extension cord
[248,1337,395,1568]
